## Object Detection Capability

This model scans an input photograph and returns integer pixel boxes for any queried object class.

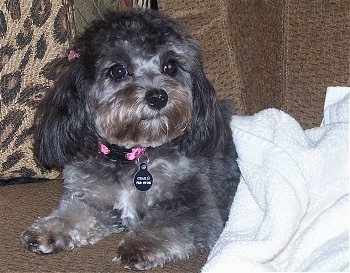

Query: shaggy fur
[21,9,241,270]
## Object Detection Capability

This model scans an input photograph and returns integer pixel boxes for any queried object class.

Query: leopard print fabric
[0,0,72,179]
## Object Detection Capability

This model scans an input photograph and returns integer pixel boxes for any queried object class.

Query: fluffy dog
[21,9,240,270]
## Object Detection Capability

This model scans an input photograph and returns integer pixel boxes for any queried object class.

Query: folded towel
[201,87,349,272]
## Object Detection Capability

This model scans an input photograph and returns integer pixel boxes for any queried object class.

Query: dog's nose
[145,89,168,110]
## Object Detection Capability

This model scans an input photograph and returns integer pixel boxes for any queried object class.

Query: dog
[21,9,241,271]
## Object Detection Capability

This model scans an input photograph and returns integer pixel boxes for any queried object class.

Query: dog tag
[134,163,153,191]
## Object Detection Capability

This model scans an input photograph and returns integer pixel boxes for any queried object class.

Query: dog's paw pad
[21,230,41,252]
[21,229,73,254]
[114,238,165,270]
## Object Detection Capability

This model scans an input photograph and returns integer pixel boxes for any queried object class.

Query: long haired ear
[177,69,233,156]
[33,57,96,168]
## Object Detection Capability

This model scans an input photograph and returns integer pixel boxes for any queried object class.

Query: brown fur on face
[92,83,192,148]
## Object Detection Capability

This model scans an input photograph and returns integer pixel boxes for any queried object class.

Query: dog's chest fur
[62,151,202,229]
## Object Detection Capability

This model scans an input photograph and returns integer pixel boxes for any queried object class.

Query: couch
[0,0,348,272]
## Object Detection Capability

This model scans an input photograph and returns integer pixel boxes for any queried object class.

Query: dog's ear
[33,57,96,169]
[177,69,233,156]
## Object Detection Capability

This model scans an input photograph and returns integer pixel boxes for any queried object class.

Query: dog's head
[35,9,231,168]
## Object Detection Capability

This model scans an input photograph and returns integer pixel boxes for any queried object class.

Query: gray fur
[21,9,240,270]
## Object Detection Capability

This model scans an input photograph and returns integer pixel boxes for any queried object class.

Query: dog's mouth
[94,94,192,148]
[96,116,189,149]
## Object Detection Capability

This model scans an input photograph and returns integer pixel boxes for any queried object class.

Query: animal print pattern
[0,0,71,179]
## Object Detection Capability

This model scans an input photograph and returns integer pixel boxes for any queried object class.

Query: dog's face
[34,9,230,167]
[84,12,198,148]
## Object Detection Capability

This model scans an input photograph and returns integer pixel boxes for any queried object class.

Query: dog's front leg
[21,195,122,254]
[114,197,223,270]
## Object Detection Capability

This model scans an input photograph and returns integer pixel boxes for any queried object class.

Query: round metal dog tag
[134,163,153,191]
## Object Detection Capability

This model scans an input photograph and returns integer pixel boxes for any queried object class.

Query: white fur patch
[114,188,139,227]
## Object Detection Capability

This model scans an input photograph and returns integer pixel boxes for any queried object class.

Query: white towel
[201,86,349,272]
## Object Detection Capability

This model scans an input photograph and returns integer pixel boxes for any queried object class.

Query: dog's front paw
[21,226,74,254]
[114,233,167,271]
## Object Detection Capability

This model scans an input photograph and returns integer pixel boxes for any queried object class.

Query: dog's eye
[110,64,129,80]
[162,60,177,76]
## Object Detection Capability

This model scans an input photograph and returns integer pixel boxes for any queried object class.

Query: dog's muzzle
[145,89,168,110]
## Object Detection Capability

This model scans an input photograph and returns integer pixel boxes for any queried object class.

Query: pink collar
[67,49,80,62]
[98,141,146,161]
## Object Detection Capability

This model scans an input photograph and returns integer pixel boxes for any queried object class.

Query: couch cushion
[281,0,350,128]
[158,0,247,115]
[0,0,72,179]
